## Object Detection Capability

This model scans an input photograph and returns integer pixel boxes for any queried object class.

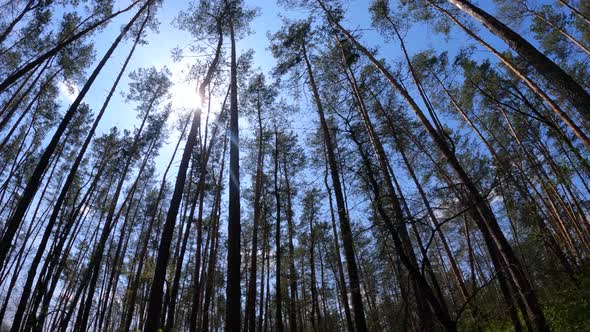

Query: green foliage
[269,19,313,76]
[540,267,590,331]
[531,6,571,62]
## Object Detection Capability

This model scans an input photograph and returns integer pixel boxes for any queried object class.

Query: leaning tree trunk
[336,39,451,330]
[0,0,35,46]
[0,1,149,271]
[301,40,368,332]
[2,6,150,328]
[318,2,549,330]
[0,0,142,93]
[447,0,590,127]
[6,12,148,332]
[557,0,590,26]
[68,87,161,332]
[427,0,590,150]
[143,20,223,332]
[532,11,590,56]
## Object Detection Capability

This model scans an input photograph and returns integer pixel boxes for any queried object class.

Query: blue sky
[68,0,524,134]
[54,0,556,224]
[66,0,456,171]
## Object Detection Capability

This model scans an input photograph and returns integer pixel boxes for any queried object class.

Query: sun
[170,79,200,110]
[168,62,224,122]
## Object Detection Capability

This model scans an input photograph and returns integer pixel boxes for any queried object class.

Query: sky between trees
[1,0,589,331]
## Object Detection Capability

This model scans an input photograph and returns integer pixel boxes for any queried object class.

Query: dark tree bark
[0,0,36,45]
[143,18,223,332]
[274,129,283,332]
[447,0,590,127]
[283,152,299,332]
[323,167,354,332]
[225,4,242,331]
[301,39,368,332]
[6,12,148,332]
[319,3,548,330]
[244,84,266,332]
[426,0,590,150]
[0,0,143,93]
[201,134,227,331]
[335,37,451,330]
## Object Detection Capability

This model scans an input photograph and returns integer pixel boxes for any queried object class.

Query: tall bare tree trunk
[225,4,242,330]
[244,91,266,332]
[318,2,549,330]
[301,40,368,332]
[274,129,284,332]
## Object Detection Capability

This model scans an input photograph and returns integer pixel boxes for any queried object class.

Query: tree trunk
[274,129,284,332]
[335,38,452,330]
[283,154,299,332]
[447,0,590,127]
[323,167,354,332]
[0,0,149,272]
[301,40,368,332]
[427,0,590,150]
[144,20,223,332]
[225,6,242,331]
[0,0,143,93]
[7,14,147,331]
[245,90,266,332]
[319,3,548,330]
[557,0,590,26]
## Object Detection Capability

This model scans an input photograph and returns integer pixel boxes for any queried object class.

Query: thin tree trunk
[245,91,266,332]
[7,13,148,331]
[532,11,590,56]
[274,128,284,332]
[301,40,368,332]
[428,0,590,150]
[144,20,223,332]
[0,0,35,45]
[283,154,299,332]
[0,0,143,93]
[319,3,548,330]
[557,0,590,26]
[0,1,149,273]
[323,167,354,332]
[202,135,227,331]
[335,38,452,330]
[225,6,242,331]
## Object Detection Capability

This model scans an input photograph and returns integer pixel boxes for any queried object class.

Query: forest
[0,0,589,331]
